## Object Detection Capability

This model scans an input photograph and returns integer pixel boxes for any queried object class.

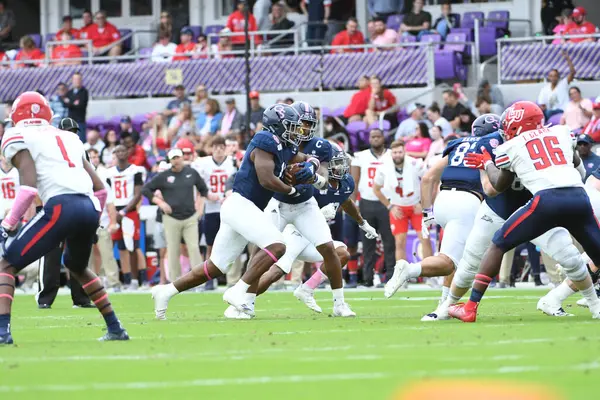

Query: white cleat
[223,288,255,317]
[384,260,410,299]
[224,305,252,320]
[151,285,171,320]
[421,305,450,321]
[332,302,356,317]
[537,296,573,317]
[589,300,600,319]
[293,286,322,313]
[577,298,589,308]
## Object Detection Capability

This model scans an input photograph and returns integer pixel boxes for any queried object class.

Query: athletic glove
[464,147,493,170]
[320,203,337,221]
[294,161,316,182]
[421,207,435,239]
[292,183,313,197]
[359,220,378,240]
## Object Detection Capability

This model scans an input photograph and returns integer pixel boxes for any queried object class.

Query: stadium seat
[420,33,442,50]
[132,114,148,132]
[386,14,403,31]
[332,106,346,117]
[444,32,467,53]
[44,32,55,47]
[478,27,498,57]
[368,120,391,133]
[86,116,107,131]
[106,115,122,132]
[461,11,484,30]
[450,13,461,28]
[28,33,42,48]
[547,112,563,126]
[399,34,416,48]
[187,25,203,41]
[322,107,333,118]
[205,25,225,44]
[345,121,368,152]
[119,29,133,53]
[434,50,466,82]
[450,27,472,41]
[486,10,509,32]
[138,47,152,62]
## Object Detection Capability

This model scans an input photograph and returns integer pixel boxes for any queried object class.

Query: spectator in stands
[475,97,503,117]
[459,108,476,134]
[301,0,331,46]
[100,129,119,166]
[169,103,197,141]
[426,103,452,138]
[432,1,458,39]
[150,113,171,157]
[371,17,398,50]
[83,129,105,153]
[56,15,80,40]
[540,0,573,35]
[284,97,294,105]
[565,6,597,43]
[227,1,261,51]
[49,83,68,126]
[248,91,265,129]
[425,124,444,168]
[365,75,397,126]
[122,131,147,168]
[156,10,176,43]
[404,122,431,159]
[395,103,424,139]
[172,27,196,61]
[64,72,89,142]
[254,0,272,31]
[87,10,122,57]
[477,79,504,108]
[552,8,573,44]
[0,43,7,68]
[286,1,308,28]
[576,134,600,178]
[196,99,223,138]
[212,28,234,59]
[119,116,140,144]
[538,50,575,121]
[191,85,209,118]
[0,0,15,45]
[51,31,83,66]
[560,86,593,131]
[583,102,600,142]
[152,31,177,62]
[80,10,94,37]
[15,36,44,68]
[193,34,209,59]
[164,85,191,119]
[399,0,431,40]
[220,98,244,136]
[343,75,371,123]
[331,17,365,53]
[367,0,403,20]
[269,3,295,47]
[441,89,470,131]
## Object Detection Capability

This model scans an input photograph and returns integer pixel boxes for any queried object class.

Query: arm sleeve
[494,148,511,170]
[134,172,144,186]
[194,169,209,197]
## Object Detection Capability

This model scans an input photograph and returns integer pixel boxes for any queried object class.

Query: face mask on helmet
[328,152,349,179]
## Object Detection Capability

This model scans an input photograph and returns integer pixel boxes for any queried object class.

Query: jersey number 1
[56,136,75,168]
[526,136,566,170]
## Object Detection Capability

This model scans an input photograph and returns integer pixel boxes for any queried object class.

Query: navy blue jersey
[479,132,533,220]
[274,137,334,205]
[314,174,355,211]
[441,136,485,194]
[233,131,298,210]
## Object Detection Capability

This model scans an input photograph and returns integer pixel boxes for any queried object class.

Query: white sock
[332,288,344,303]
[550,281,576,303]
[246,293,257,305]
[233,280,250,293]
[440,286,450,303]
[448,291,461,304]
[580,285,599,305]
[165,283,179,298]
[407,262,422,278]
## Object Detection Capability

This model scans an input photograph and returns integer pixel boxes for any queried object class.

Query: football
[284,163,303,185]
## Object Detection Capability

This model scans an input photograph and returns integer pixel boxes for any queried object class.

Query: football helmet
[291,101,318,141]
[472,113,501,137]
[500,101,544,140]
[328,150,350,180]
[262,103,303,146]
[10,91,52,125]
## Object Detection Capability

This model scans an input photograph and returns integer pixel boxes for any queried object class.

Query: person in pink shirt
[371,17,398,50]
[560,86,593,132]
[552,9,572,45]
[404,122,432,159]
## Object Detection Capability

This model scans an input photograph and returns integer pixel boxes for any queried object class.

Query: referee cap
[58,117,79,133]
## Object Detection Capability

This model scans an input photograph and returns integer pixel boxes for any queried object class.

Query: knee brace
[453,248,481,289]
[551,244,587,282]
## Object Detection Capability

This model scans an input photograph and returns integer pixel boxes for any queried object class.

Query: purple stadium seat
[187,25,203,41]
[486,10,509,31]
[479,27,498,57]
[444,32,467,53]
[119,29,133,52]
[205,25,225,44]
[547,112,563,126]
[132,114,148,132]
[27,33,42,48]
[368,120,391,133]
[345,121,368,152]
[450,13,461,28]
[399,34,416,48]
[450,28,472,41]
[322,107,333,118]
[138,47,152,61]
[420,33,442,50]
[332,106,346,117]
[386,14,404,31]
[434,50,466,82]
[105,116,122,132]
[86,116,107,131]
[461,11,484,30]
[44,32,55,47]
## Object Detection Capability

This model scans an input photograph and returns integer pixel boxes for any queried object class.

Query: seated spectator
[538,50,575,121]
[164,85,191,120]
[367,0,403,20]
[193,34,209,59]
[371,17,398,50]
[169,103,197,140]
[404,122,432,159]
[286,2,308,32]
[191,85,209,118]
[441,89,470,131]
[173,27,196,61]
[576,134,600,178]
[0,1,15,45]
[150,113,171,156]
[83,129,105,153]
[552,9,572,45]
[426,103,453,138]
[477,79,504,108]
[118,115,140,144]
[475,96,503,117]
[100,129,119,166]
[49,83,68,125]
[156,10,177,43]
[565,7,597,43]
[395,103,425,140]
[55,15,80,40]
[365,75,397,126]
[15,36,44,68]
[79,9,94,39]
[425,125,445,168]
[584,103,600,142]
[86,10,121,57]
[248,91,265,130]
[560,86,593,131]
[122,132,148,169]
[399,0,431,40]
[51,31,83,66]
[211,28,234,59]
[268,3,295,47]
[458,108,476,134]
[254,0,272,31]
[283,97,294,105]
[196,99,223,137]
[343,75,371,122]
[0,43,7,68]
[227,0,261,51]
[151,31,177,62]
[220,98,244,136]
[432,1,458,39]
[331,17,365,53]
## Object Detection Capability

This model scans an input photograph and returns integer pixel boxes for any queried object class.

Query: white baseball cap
[167,148,183,160]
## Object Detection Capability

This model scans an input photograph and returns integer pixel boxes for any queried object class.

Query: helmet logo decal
[274,105,285,119]
[506,107,524,125]
[31,104,40,114]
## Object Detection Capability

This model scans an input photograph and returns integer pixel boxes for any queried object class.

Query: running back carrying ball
[284,163,306,185]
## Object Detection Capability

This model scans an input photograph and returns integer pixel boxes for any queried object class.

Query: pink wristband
[307,156,320,170]
[3,186,38,229]
[94,188,108,211]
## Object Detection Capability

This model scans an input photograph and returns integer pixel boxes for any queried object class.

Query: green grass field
[1,288,600,399]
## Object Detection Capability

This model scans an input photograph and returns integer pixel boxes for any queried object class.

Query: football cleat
[384,260,410,298]
[223,287,255,317]
[151,285,171,320]
[224,305,252,320]
[0,332,13,345]
[537,296,573,317]
[577,298,589,308]
[448,302,478,323]
[332,302,356,317]
[421,304,450,322]
[98,330,130,341]
[293,286,322,313]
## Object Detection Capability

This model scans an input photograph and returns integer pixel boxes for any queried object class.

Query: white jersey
[373,158,425,206]
[351,149,391,201]
[0,166,19,219]
[192,156,237,214]
[105,164,144,208]
[495,125,582,194]
[1,120,95,206]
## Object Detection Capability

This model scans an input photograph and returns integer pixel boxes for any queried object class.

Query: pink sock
[303,266,326,290]
[180,255,191,275]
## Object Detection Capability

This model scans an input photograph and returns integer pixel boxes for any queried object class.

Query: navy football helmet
[291,101,318,141]
[472,113,501,137]
[262,103,303,146]
[328,149,350,180]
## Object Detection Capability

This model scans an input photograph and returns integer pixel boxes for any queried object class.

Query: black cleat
[98,330,130,341]
[38,304,51,309]
[0,332,13,345]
